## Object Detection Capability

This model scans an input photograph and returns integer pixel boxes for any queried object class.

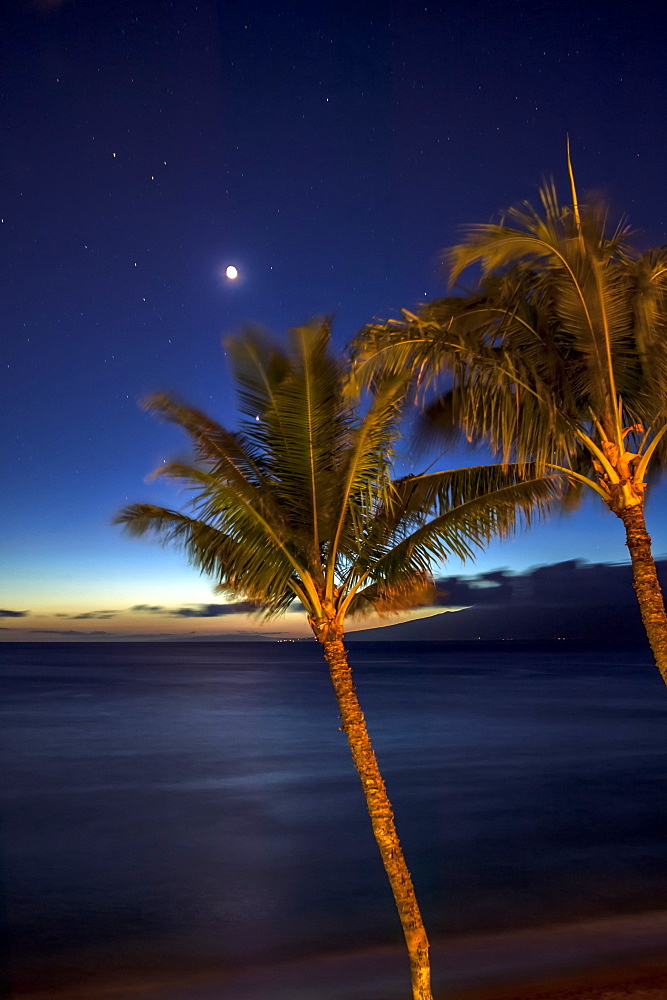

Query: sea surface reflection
[1,640,666,995]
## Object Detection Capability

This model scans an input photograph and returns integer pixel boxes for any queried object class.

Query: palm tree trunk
[619,503,667,686]
[318,626,432,1000]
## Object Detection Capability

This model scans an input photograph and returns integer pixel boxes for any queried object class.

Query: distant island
[347,559,665,642]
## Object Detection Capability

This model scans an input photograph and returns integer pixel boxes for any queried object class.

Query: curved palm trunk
[316,624,432,1000]
[618,504,667,686]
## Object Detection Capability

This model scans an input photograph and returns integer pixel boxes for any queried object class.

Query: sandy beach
[13,910,667,1000]
[468,968,667,999]
[451,962,667,999]
[17,969,667,1000]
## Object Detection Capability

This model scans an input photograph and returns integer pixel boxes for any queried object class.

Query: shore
[461,970,667,999]
[453,964,667,999]
[11,910,667,1000]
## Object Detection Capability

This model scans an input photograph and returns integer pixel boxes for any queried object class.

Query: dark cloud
[23,602,260,624]
[432,570,514,607]
[129,602,257,617]
[71,611,119,620]
[30,629,112,636]
[170,602,258,617]
[350,559,667,642]
[431,559,666,611]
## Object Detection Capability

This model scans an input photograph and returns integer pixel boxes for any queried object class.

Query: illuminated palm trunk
[316,624,432,1000]
[619,503,667,687]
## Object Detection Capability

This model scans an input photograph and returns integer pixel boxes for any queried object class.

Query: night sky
[3,0,667,639]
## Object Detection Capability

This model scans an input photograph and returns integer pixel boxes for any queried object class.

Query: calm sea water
[1,640,666,994]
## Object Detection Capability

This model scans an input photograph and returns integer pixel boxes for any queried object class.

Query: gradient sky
[3,0,667,639]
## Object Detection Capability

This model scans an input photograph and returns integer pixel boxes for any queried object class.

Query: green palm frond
[227,320,351,557]
[349,315,453,393]
[448,225,567,286]
[391,463,561,521]
[119,318,564,629]
[352,175,667,490]
[224,327,292,444]
[445,185,650,435]
[359,472,564,595]
[114,503,308,613]
[148,460,288,536]
[412,390,461,453]
[142,393,266,482]
[346,574,436,618]
[326,374,409,586]
[279,320,350,546]
[629,249,667,435]
[340,467,565,614]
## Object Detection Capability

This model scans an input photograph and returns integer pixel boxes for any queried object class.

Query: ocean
[1,639,666,997]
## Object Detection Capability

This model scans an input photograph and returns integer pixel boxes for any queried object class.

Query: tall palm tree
[350,161,667,684]
[116,320,561,1000]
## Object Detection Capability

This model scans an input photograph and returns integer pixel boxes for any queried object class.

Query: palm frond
[351,181,667,479]
[326,374,409,585]
[349,316,451,393]
[281,319,350,549]
[629,249,667,427]
[346,574,435,618]
[224,327,291,438]
[120,318,573,631]
[143,393,267,483]
[114,503,308,614]
[363,472,564,591]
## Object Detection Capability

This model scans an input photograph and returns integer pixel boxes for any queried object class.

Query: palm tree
[116,319,562,1000]
[350,160,667,684]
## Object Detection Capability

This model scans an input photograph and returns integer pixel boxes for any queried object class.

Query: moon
[225,265,239,280]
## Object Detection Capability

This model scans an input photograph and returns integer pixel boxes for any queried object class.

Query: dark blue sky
[3,0,667,637]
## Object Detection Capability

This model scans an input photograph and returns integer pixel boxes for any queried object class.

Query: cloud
[431,570,515,607]
[129,602,258,617]
[30,629,112,636]
[7,602,260,625]
[433,559,666,611]
[71,611,119,620]
[32,629,198,638]
[350,558,667,642]
[169,602,258,617]
[8,561,662,643]
[127,602,258,617]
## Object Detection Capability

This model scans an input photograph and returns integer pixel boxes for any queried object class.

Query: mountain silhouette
[347,559,666,641]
